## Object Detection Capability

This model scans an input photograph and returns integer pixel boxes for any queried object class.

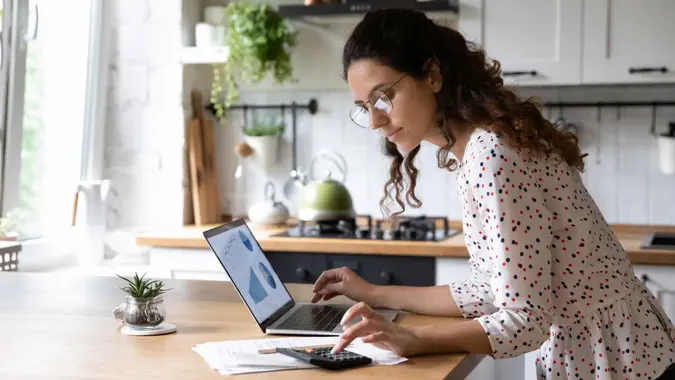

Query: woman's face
[346,58,442,153]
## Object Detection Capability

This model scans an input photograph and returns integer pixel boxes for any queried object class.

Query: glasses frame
[349,74,407,129]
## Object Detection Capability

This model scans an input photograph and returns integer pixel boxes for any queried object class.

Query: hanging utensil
[233,106,252,179]
[233,142,253,179]
[283,101,308,202]
[553,105,578,135]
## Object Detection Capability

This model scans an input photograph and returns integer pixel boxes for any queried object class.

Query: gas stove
[274,215,460,242]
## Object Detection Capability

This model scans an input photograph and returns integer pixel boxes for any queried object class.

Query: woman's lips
[387,128,403,141]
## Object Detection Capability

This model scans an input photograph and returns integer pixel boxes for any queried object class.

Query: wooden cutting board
[183,120,194,225]
[201,117,221,223]
[187,116,209,225]
[186,90,222,226]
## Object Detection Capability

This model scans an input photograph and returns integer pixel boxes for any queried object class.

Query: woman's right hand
[311,267,377,304]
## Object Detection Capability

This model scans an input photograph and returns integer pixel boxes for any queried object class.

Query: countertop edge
[135,224,675,264]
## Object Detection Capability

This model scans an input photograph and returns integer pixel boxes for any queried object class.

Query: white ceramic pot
[195,23,225,47]
[658,136,675,174]
[248,182,289,226]
[245,135,279,170]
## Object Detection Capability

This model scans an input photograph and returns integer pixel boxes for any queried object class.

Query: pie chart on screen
[258,262,276,289]
[239,230,253,252]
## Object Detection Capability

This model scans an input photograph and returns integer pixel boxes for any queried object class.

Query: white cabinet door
[473,0,583,86]
[583,0,675,84]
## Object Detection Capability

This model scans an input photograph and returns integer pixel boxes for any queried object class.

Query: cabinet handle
[628,66,668,74]
[502,70,538,77]
[295,267,308,281]
[379,271,392,285]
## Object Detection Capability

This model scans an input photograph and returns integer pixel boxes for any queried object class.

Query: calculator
[275,347,372,370]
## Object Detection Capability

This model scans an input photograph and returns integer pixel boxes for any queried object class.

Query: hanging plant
[210,1,298,122]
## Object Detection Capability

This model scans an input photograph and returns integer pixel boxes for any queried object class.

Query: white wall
[103,0,186,229]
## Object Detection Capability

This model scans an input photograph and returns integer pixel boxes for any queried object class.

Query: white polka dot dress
[449,128,675,379]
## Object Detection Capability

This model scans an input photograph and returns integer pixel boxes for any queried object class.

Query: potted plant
[244,115,285,170]
[113,273,171,329]
[0,210,20,241]
[210,1,298,121]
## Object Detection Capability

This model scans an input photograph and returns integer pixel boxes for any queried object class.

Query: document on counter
[192,336,407,375]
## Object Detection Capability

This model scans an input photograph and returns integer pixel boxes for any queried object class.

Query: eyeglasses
[349,74,407,129]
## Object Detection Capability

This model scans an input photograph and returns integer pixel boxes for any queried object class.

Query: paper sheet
[192,336,407,376]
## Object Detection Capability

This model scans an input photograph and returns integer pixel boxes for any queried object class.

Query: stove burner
[278,215,458,241]
[297,216,367,237]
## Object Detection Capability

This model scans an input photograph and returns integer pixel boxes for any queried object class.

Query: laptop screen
[204,221,293,325]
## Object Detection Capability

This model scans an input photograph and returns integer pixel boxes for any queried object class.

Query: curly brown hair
[342,9,584,217]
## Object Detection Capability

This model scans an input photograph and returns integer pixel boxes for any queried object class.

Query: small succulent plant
[117,273,171,299]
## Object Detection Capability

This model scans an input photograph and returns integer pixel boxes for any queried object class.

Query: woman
[311,8,675,379]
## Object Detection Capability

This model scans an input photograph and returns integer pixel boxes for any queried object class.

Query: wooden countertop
[0,272,482,380]
[134,222,675,265]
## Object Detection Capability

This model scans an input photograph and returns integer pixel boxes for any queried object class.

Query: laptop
[203,219,398,336]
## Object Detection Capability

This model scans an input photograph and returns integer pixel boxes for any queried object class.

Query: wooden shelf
[181,46,229,65]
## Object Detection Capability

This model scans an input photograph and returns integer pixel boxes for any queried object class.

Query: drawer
[264,251,435,286]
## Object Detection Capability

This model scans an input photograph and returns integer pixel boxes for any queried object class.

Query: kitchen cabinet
[459,0,583,86]
[460,0,675,86]
[582,0,675,84]
[265,251,436,286]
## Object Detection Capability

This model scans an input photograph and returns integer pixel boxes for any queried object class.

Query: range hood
[278,0,459,22]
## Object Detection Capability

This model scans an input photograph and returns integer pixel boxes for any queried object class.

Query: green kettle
[297,151,355,222]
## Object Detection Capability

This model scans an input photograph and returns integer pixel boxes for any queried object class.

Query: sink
[640,232,675,250]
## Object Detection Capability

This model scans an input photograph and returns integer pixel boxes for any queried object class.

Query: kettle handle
[71,190,79,226]
[264,181,277,202]
[310,150,348,182]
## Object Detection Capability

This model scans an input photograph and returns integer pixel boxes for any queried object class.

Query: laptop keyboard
[276,305,348,332]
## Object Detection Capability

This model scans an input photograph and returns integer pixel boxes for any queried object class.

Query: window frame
[0,0,107,238]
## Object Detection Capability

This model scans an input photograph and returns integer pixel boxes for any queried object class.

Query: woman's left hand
[332,302,423,357]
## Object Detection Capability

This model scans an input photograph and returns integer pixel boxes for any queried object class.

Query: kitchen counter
[135,222,675,265]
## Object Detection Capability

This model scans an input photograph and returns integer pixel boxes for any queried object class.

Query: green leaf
[210,0,298,123]
[117,272,170,298]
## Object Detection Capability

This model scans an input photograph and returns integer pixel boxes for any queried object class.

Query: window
[0,0,102,239]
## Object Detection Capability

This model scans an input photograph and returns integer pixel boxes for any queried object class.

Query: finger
[333,321,375,354]
[337,318,387,353]
[331,337,351,354]
[310,292,323,303]
[361,331,390,344]
[312,281,345,303]
[312,268,343,293]
[321,292,340,301]
[368,340,391,352]
[332,318,381,354]
[310,290,340,304]
[340,302,378,326]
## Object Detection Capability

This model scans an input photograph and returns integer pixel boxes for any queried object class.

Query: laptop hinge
[260,300,295,330]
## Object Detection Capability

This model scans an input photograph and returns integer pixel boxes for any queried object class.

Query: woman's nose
[369,108,388,130]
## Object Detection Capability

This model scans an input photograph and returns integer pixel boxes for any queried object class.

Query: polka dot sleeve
[449,267,498,318]
[467,145,555,359]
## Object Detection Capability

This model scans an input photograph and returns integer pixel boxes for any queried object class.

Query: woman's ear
[424,59,443,93]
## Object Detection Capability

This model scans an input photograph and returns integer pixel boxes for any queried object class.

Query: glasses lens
[372,91,392,113]
[349,105,369,128]
[349,92,393,128]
